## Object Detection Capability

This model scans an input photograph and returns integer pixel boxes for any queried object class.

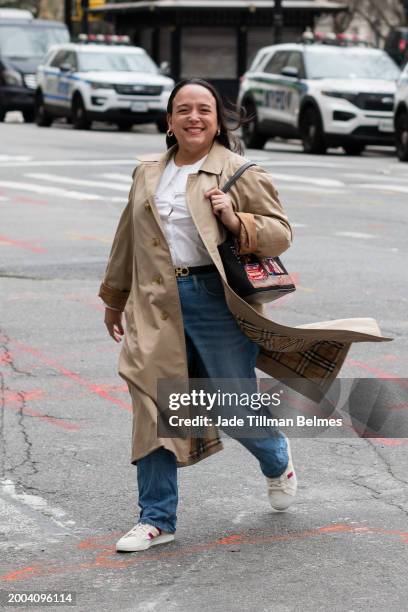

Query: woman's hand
[204,188,240,236]
[104,308,124,343]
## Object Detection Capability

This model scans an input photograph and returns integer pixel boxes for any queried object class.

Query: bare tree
[0,0,63,20]
[334,0,406,44]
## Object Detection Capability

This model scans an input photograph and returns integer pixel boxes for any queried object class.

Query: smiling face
[167,84,219,158]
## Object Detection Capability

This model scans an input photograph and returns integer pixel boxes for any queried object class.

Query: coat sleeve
[98,168,137,311]
[231,165,292,258]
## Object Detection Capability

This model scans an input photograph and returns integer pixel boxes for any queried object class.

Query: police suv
[238,33,401,154]
[394,61,408,161]
[35,35,174,131]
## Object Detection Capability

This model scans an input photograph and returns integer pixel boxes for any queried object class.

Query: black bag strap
[221,161,257,194]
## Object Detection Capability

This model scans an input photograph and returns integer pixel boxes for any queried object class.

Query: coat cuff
[236,212,257,255]
[98,281,129,311]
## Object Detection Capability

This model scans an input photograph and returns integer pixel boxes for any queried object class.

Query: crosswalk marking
[355,183,408,194]
[335,231,378,239]
[26,173,129,192]
[0,479,75,550]
[256,160,341,168]
[0,155,32,162]
[270,172,345,188]
[277,184,347,194]
[98,172,132,183]
[342,172,408,183]
[0,180,102,200]
[0,159,137,168]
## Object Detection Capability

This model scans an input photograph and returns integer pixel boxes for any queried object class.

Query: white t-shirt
[154,154,213,267]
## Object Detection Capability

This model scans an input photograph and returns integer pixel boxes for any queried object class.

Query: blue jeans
[137,271,288,533]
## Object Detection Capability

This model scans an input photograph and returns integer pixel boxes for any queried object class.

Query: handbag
[217,161,296,304]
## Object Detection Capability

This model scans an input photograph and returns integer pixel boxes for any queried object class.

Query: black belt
[174,265,216,277]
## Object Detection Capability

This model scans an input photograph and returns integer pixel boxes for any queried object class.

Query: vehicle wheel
[23,109,35,123]
[35,93,53,127]
[72,95,91,130]
[343,143,365,156]
[300,106,326,154]
[117,121,133,131]
[395,111,408,162]
[0,108,6,122]
[241,100,268,149]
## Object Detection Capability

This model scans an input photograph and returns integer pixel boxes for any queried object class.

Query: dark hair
[165,78,244,154]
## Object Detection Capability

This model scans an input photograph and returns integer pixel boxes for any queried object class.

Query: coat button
[160,311,169,321]
[144,202,152,211]
[153,275,163,284]
[152,238,160,246]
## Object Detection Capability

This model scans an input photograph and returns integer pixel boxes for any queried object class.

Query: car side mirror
[281,66,299,79]
[159,61,171,76]
[60,62,72,72]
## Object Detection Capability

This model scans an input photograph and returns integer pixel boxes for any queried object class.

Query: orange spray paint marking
[12,195,48,207]
[10,340,132,412]
[0,235,46,253]
[347,359,405,383]
[3,389,80,431]
[3,523,408,582]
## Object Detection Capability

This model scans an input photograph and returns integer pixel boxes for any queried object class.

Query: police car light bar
[77,34,131,45]
[301,30,371,47]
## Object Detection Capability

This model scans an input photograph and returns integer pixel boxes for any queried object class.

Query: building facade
[88,0,347,99]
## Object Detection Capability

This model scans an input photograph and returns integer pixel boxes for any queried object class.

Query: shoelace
[125,523,158,538]
[267,470,295,491]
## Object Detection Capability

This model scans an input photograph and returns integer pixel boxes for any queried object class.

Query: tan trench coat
[99,140,391,467]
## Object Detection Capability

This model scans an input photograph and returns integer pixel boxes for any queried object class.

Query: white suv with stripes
[35,37,174,132]
[238,40,400,155]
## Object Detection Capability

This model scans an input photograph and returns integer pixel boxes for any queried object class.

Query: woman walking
[99,79,390,552]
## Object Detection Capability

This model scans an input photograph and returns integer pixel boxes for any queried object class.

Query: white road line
[0,196,10,202]
[270,172,345,188]
[0,479,76,549]
[355,183,408,194]
[291,223,308,228]
[1,479,75,530]
[335,231,378,239]
[0,159,138,168]
[255,160,341,168]
[26,173,129,192]
[0,180,102,200]
[98,172,132,183]
[277,185,347,194]
[342,172,408,183]
[0,155,32,162]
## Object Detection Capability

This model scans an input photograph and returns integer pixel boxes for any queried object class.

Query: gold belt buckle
[175,266,189,277]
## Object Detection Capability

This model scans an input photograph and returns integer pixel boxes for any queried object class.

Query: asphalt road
[0,116,407,612]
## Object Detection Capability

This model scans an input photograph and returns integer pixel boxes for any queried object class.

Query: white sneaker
[116,522,175,552]
[266,436,297,511]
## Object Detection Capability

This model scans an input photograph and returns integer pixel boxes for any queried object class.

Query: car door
[278,50,306,130]
[57,51,78,113]
[258,50,290,131]
[44,49,70,112]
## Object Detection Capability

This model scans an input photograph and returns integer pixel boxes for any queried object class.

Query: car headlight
[162,83,174,92]
[321,91,358,105]
[88,82,114,90]
[3,69,23,87]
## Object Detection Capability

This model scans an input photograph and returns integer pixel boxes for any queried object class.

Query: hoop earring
[166,129,174,137]
[216,129,221,136]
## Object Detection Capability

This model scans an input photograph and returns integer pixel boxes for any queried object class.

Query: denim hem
[139,520,176,535]
[261,459,289,479]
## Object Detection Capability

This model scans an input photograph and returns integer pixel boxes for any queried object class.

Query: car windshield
[305,48,400,80]
[78,51,158,73]
[0,25,69,58]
